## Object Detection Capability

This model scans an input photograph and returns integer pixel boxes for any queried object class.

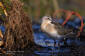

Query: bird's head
[42,16,52,23]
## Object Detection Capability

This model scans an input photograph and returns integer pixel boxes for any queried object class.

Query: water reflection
[32,18,85,56]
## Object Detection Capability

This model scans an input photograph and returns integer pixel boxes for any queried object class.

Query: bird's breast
[41,23,61,38]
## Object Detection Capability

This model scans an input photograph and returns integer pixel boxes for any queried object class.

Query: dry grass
[3,0,34,51]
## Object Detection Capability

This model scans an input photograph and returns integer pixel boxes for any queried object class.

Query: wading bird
[41,16,77,49]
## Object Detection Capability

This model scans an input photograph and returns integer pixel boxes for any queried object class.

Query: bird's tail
[64,32,77,38]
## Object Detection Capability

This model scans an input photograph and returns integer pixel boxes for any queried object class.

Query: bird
[41,16,78,49]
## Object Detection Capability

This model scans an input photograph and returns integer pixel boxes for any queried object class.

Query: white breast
[41,22,61,38]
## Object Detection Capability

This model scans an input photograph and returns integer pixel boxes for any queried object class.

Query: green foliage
[0,0,11,22]
[21,0,85,21]
[3,0,11,11]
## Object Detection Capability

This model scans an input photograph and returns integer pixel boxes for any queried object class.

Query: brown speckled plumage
[41,16,76,40]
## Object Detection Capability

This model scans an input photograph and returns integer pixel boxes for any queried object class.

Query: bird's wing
[51,21,76,36]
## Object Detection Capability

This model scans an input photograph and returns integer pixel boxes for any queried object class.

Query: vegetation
[21,0,85,21]
[1,0,85,21]
[0,0,84,55]
[0,0,41,55]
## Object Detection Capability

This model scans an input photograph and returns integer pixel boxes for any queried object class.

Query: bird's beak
[51,18,58,24]
[49,18,52,21]
[51,20,56,24]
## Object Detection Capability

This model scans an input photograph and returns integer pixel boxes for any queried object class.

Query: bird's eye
[48,18,50,19]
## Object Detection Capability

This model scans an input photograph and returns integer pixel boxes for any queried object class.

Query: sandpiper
[41,16,77,48]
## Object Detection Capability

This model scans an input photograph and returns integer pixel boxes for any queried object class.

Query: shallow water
[32,23,85,56]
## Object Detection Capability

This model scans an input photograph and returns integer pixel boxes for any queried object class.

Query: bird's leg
[54,40,56,48]
[51,40,56,55]
[45,40,49,47]
[63,38,67,47]
[57,41,61,56]
[57,42,60,49]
